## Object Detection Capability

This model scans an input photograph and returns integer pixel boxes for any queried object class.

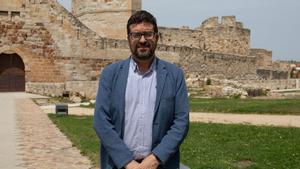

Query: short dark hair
[127,10,158,35]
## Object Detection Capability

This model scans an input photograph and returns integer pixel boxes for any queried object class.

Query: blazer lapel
[117,58,130,137]
[154,58,167,114]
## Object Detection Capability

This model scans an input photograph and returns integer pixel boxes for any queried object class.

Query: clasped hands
[125,154,160,169]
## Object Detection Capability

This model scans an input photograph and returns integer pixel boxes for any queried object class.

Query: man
[94,10,189,169]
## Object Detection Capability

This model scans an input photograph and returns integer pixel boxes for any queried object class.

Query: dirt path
[189,112,300,128]
[0,93,25,169]
[42,106,300,128]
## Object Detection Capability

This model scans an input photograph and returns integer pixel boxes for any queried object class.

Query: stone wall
[272,61,292,71]
[0,20,66,83]
[65,81,99,99]
[158,26,203,48]
[250,48,272,68]
[256,69,289,80]
[158,16,250,57]
[27,80,100,100]
[0,0,296,98]
[200,16,250,56]
[0,1,117,97]
[178,47,258,80]
[0,0,24,11]
[240,79,299,90]
[26,82,65,96]
[72,0,141,39]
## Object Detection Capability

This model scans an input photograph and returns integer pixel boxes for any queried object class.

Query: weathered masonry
[0,0,297,97]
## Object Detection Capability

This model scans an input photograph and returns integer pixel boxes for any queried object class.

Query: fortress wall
[0,1,117,96]
[0,0,294,97]
[256,69,289,80]
[201,16,250,56]
[157,16,251,57]
[239,79,298,90]
[250,48,272,68]
[72,0,134,16]
[178,47,258,80]
[74,12,131,39]
[0,0,24,11]
[0,20,66,83]
[158,27,204,49]
[72,0,141,39]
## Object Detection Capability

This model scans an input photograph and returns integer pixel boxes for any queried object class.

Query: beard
[131,41,156,61]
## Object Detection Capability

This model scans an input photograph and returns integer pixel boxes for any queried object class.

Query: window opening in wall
[35,22,44,26]
[11,11,21,17]
[0,11,9,17]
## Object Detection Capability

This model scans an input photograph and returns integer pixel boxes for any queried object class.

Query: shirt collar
[130,56,156,75]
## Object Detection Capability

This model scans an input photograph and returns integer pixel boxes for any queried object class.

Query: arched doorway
[0,53,25,92]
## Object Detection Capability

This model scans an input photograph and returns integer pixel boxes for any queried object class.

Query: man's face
[128,22,159,61]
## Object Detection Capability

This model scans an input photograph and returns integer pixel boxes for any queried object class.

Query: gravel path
[16,98,93,169]
[189,112,300,128]
[42,106,300,128]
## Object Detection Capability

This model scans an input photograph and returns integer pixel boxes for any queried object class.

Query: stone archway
[0,53,25,92]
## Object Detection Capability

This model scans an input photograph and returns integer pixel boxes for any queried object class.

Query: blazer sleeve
[93,66,134,169]
[152,68,189,164]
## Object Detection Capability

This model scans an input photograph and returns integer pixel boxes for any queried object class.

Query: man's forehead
[129,22,154,30]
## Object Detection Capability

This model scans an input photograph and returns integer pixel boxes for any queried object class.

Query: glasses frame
[128,31,157,40]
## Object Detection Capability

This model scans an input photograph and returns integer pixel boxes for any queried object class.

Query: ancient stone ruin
[0,0,299,98]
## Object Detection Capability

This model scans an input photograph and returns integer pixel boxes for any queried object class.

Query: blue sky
[58,0,300,61]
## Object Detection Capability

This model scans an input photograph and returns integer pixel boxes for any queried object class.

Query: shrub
[206,78,212,85]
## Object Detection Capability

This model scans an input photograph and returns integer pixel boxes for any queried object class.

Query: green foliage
[48,115,300,169]
[206,78,212,85]
[190,98,300,114]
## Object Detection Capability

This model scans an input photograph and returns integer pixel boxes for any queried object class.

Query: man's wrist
[151,153,161,165]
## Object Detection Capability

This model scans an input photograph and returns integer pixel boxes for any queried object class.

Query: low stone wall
[65,81,99,99]
[256,69,289,80]
[26,81,99,99]
[26,82,65,96]
[26,79,299,99]
[240,79,299,90]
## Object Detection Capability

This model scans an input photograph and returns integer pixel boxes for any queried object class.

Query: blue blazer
[93,57,189,169]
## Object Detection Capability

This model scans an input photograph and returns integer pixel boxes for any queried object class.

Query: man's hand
[125,160,140,169]
[139,154,160,169]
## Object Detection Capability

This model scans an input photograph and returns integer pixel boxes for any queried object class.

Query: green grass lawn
[181,123,300,169]
[79,98,300,115]
[80,103,95,109]
[190,98,300,114]
[48,114,300,169]
[48,115,100,167]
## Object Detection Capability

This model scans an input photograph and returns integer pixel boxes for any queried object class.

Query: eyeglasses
[129,32,156,40]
